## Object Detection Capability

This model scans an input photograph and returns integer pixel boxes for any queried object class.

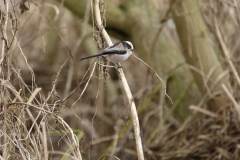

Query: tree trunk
[172,0,232,112]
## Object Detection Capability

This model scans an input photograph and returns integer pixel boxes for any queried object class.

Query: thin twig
[0,0,9,68]
[63,0,91,99]
[150,0,175,57]
[213,15,240,87]
[132,54,173,104]
[189,105,219,118]
[46,57,68,102]
[71,62,97,118]
[42,122,48,160]
[222,84,240,119]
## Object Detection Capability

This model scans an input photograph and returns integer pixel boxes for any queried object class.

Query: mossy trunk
[172,0,232,111]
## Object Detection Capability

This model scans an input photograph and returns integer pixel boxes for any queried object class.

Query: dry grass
[1,0,240,160]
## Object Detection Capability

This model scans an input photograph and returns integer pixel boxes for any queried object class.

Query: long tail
[80,49,126,61]
[80,54,103,61]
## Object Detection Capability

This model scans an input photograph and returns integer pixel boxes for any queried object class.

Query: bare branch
[92,0,144,159]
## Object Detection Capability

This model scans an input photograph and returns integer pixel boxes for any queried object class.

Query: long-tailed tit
[80,41,133,63]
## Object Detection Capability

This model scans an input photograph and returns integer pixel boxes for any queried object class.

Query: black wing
[107,42,122,49]
[80,49,127,61]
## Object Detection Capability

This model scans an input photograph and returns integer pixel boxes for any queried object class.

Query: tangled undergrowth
[150,107,240,160]
[1,0,240,160]
[1,78,240,159]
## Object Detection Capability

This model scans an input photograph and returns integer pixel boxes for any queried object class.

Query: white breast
[106,50,132,63]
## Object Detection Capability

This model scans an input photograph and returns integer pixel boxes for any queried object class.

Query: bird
[80,41,133,63]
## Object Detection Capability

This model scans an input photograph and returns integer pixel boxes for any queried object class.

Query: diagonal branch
[213,16,240,88]
[92,0,144,159]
